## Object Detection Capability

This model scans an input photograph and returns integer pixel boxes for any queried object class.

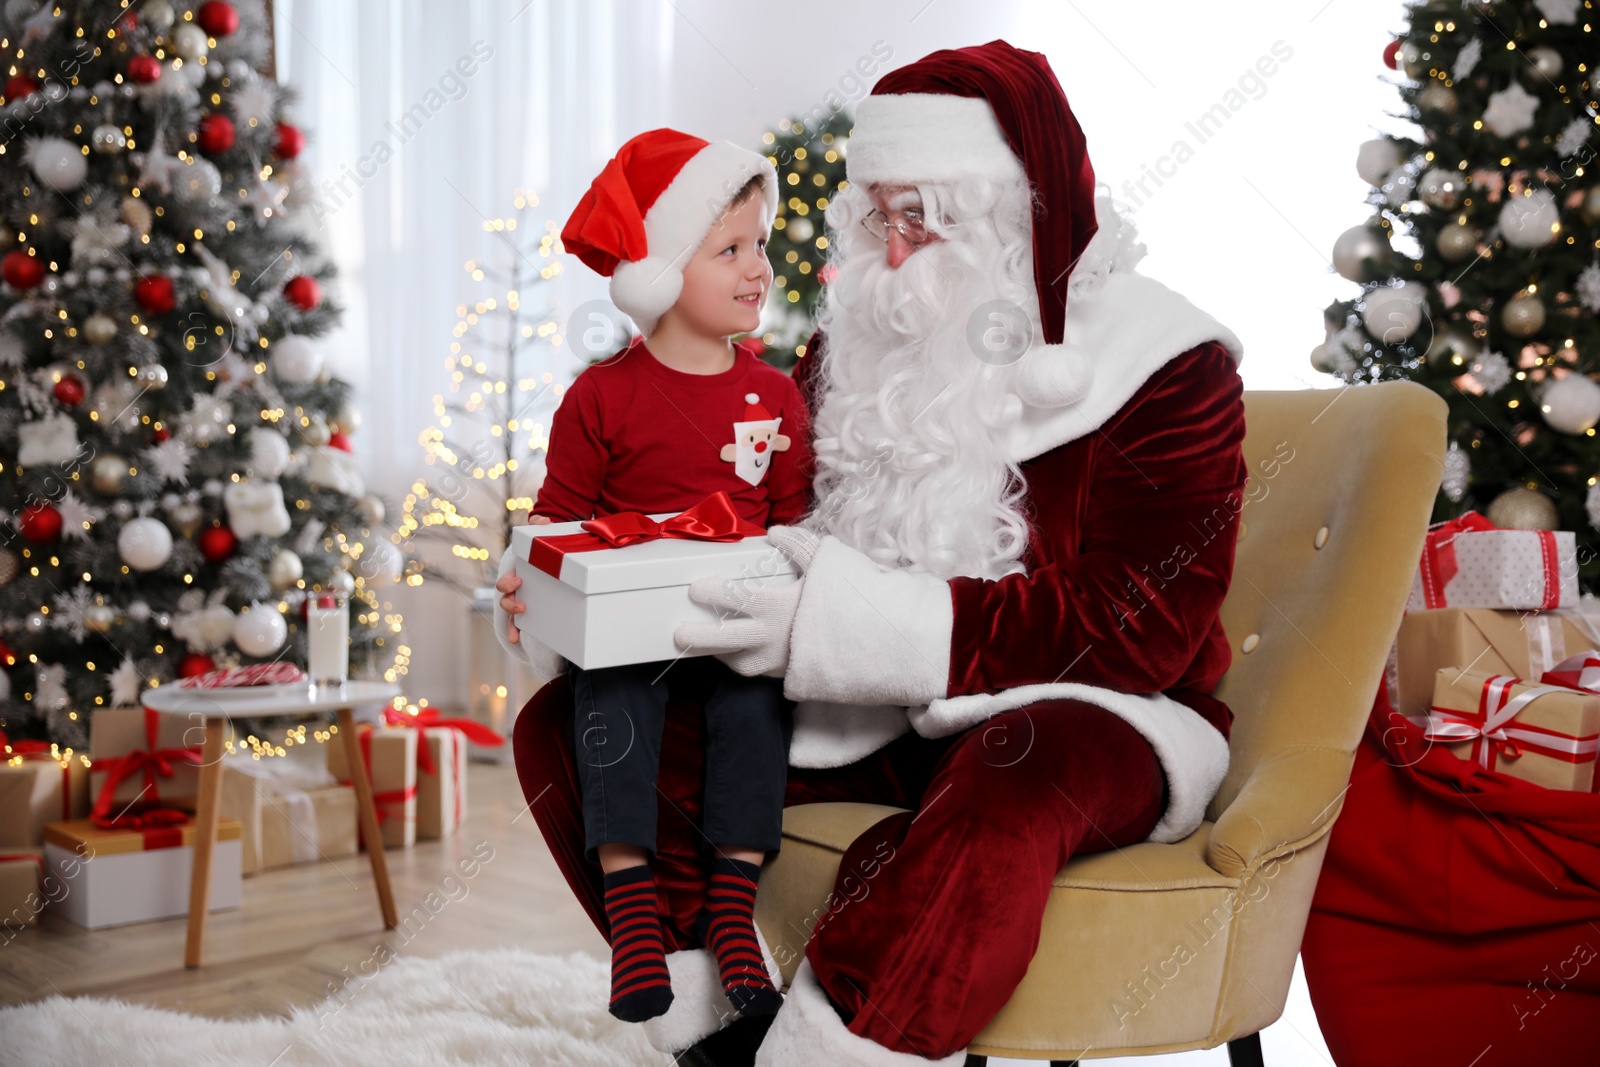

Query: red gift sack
[1302,683,1600,1065]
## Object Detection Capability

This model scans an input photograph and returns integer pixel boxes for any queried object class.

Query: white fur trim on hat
[611,141,778,336]
[846,93,1026,188]
[754,958,967,1066]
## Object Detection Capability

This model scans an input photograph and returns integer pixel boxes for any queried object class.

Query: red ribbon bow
[381,707,505,777]
[333,724,419,849]
[528,491,765,579]
[91,707,204,825]
[0,730,56,760]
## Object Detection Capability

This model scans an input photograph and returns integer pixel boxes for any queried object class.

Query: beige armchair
[753,381,1448,1064]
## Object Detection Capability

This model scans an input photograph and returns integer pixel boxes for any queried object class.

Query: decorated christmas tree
[397,190,561,596]
[1315,0,1600,590]
[0,0,403,749]
[756,109,850,371]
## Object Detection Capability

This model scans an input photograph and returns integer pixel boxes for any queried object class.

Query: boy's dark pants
[570,657,792,861]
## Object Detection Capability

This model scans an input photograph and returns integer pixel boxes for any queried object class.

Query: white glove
[673,525,821,677]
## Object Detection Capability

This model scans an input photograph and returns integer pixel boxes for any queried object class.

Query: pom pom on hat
[740,392,775,422]
[562,129,778,337]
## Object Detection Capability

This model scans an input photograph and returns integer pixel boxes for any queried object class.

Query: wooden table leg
[338,707,398,929]
[184,715,227,968]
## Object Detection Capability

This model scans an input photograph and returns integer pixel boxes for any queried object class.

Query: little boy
[534,129,811,1024]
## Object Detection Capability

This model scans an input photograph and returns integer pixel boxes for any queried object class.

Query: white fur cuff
[783,537,952,707]
[754,959,966,1067]
[640,928,784,1054]
[493,547,567,680]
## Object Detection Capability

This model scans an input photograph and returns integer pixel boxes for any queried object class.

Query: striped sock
[603,865,673,1023]
[704,857,782,1016]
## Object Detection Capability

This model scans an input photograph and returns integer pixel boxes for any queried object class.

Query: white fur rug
[0,948,673,1066]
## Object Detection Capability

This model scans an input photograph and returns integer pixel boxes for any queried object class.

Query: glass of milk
[306,590,349,690]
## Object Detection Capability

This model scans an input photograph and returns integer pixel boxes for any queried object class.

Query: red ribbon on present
[1414,510,1562,610]
[1,732,77,820]
[91,707,204,824]
[1423,651,1600,788]
[381,707,504,777]
[0,852,45,876]
[93,807,191,847]
[527,490,765,579]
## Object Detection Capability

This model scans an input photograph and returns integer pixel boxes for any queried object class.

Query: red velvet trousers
[513,658,1168,1057]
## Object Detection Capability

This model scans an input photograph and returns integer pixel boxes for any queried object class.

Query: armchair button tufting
[1241,633,1260,653]
[1314,526,1329,548]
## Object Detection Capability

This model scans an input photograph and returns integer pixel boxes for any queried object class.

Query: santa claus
[495,39,1247,1067]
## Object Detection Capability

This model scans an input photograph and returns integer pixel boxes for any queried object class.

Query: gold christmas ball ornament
[0,547,17,586]
[90,124,126,154]
[331,403,362,435]
[121,196,152,239]
[1417,84,1459,115]
[268,548,304,590]
[83,312,118,345]
[169,500,203,539]
[356,494,386,526]
[1418,168,1466,211]
[1583,186,1600,224]
[84,604,115,633]
[1500,292,1546,338]
[90,453,129,494]
[1400,41,1429,79]
[301,415,332,448]
[1436,220,1481,263]
[1486,486,1560,530]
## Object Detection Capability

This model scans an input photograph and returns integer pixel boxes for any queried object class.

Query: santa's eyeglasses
[861,207,930,247]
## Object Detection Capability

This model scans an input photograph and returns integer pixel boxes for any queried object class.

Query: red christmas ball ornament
[18,503,62,543]
[283,274,321,310]
[178,653,216,679]
[135,274,176,314]
[0,639,14,668]
[4,74,37,101]
[127,55,162,84]
[152,426,172,443]
[1383,39,1402,71]
[2,250,45,290]
[274,122,305,160]
[197,524,237,563]
[112,9,137,34]
[328,431,352,453]
[197,1,239,36]
[53,375,85,407]
[196,113,235,154]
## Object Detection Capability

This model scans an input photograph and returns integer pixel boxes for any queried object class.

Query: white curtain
[271,0,673,704]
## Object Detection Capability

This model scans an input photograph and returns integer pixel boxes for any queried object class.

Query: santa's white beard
[805,181,1039,581]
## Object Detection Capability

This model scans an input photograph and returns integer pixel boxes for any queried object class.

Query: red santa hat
[846,40,1098,345]
[561,128,778,337]
[739,392,775,423]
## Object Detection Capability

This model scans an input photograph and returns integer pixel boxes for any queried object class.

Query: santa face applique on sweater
[720,392,791,487]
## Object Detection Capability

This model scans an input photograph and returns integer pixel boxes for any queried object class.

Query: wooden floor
[0,760,607,1020]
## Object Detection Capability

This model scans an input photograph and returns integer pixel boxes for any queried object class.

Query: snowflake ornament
[1536,0,1581,24]
[1577,261,1600,312]
[33,663,67,711]
[1483,82,1540,138]
[143,435,195,484]
[109,658,143,707]
[1453,38,1483,80]
[171,589,234,652]
[1557,117,1591,158]
[132,129,184,194]
[228,79,277,127]
[1470,350,1513,395]
[49,584,95,642]
[190,243,262,346]
[57,489,103,540]
[64,210,130,269]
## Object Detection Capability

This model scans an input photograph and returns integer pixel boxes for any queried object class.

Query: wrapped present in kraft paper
[1426,663,1600,791]
[1392,605,1600,720]
[1407,511,1578,612]
[0,848,45,928]
[43,816,242,929]
[218,758,357,875]
[88,706,205,818]
[0,739,92,849]
[327,724,417,849]
[511,491,799,670]
[380,708,504,839]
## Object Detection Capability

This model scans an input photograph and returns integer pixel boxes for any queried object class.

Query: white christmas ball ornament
[360,538,403,588]
[271,335,323,385]
[1356,138,1407,187]
[1539,373,1600,434]
[268,548,304,589]
[232,603,288,657]
[143,0,175,30]
[247,427,291,479]
[1499,189,1561,249]
[1418,168,1466,211]
[170,22,208,59]
[176,158,223,202]
[118,517,173,571]
[28,137,88,192]
[1362,282,1428,343]
[1332,224,1393,283]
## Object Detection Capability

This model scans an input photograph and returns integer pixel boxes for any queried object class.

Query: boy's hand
[495,570,525,645]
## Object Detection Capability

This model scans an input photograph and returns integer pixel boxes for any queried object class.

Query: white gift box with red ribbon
[1407,511,1578,612]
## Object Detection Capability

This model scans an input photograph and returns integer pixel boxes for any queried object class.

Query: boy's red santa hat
[845,39,1098,346]
[561,128,778,337]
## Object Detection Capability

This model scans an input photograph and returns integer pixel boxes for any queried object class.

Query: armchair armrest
[1205,744,1354,878]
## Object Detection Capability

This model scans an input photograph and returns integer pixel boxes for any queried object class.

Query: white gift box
[1408,528,1579,612]
[511,512,799,670]
[43,818,242,929]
